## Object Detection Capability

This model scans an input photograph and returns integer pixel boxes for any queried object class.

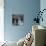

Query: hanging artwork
[12,14,24,26]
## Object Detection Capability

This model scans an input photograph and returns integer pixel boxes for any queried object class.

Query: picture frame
[12,14,24,26]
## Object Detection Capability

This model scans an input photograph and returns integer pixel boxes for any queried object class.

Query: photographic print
[12,14,24,26]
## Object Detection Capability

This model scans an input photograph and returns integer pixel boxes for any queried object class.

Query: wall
[40,0,46,45]
[40,0,46,26]
[0,0,4,42]
[4,0,40,42]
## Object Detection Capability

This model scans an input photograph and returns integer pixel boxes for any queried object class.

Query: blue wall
[40,0,46,44]
[4,0,40,42]
[40,0,46,27]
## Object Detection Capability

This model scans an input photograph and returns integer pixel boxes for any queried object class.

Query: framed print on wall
[12,14,24,26]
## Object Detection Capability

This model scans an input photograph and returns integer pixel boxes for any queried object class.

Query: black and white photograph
[12,14,24,26]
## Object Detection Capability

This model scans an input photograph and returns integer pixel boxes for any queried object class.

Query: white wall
[0,0,4,42]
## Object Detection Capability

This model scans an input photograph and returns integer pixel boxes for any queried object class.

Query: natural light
[0,0,4,44]
[0,8,4,42]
